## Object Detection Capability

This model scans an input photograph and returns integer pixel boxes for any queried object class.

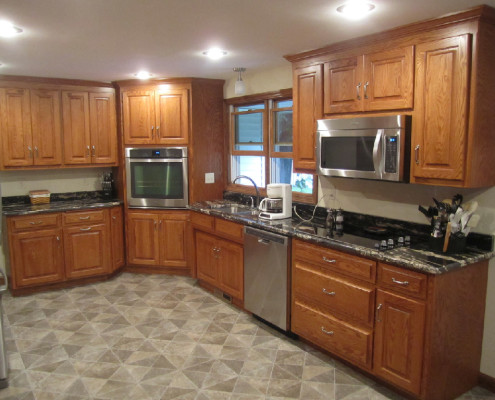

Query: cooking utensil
[443,222,452,252]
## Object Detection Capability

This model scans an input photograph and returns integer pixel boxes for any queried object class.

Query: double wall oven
[125,147,188,208]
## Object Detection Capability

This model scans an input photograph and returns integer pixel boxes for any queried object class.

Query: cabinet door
[292,64,323,171]
[195,231,218,285]
[159,214,188,268]
[89,92,117,164]
[324,56,363,114]
[11,228,64,288]
[64,223,110,279]
[373,289,426,395]
[0,88,33,167]
[126,212,159,265]
[155,88,189,145]
[363,46,414,111]
[411,35,470,183]
[110,207,125,271]
[217,238,243,300]
[122,90,155,144]
[30,89,63,166]
[62,91,91,164]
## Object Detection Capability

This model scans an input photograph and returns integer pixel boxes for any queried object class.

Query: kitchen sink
[211,205,259,216]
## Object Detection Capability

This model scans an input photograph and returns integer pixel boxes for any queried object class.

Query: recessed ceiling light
[0,20,23,38]
[134,71,153,79]
[337,1,375,20]
[202,48,228,60]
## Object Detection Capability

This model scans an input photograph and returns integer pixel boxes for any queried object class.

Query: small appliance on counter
[101,172,114,198]
[258,183,292,220]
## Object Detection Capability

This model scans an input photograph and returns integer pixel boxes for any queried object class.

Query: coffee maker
[258,183,292,220]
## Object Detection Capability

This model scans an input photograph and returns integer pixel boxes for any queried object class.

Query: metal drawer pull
[79,216,90,220]
[376,303,382,322]
[322,257,336,263]
[322,288,336,296]
[29,221,43,225]
[392,277,409,286]
[321,327,334,336]
[80,227,92,231]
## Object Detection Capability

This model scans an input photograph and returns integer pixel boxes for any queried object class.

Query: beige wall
[224,64,495,378]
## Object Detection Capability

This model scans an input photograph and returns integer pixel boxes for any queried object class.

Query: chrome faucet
[232,175,260,208]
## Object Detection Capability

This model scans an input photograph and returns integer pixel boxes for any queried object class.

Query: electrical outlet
[205,173,215,184]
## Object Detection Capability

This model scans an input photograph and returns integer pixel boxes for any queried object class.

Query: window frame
[225,89,317,204]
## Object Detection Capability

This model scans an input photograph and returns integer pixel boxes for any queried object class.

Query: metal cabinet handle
[392,277,409,286]
[86,145,90,157]
[414,145,420,165]
[56,236,60,241]
[112,216,116,220]
[79,216,90,220]
[29,221,43,225]
[322,256,336,263]
[28,146,33,158]
[80,227,92,231]
[322,288,336,296]
[364,81,369,99]
[151,126,155,139]
[321,327,334,336]
[156,126,160,138]
[154,220,158,230]
[91,145,96,157]
[34,146,39,157]
[356,82,361,100]
[376,303,383,322]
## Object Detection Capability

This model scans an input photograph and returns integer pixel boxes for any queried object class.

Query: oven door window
[131,161,184,199]
[321,136,375,171]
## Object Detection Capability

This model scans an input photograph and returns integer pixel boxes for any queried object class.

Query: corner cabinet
[0,78,118,169]
[6,206,124,295]
[122,86,189,145]
[291,239,489,399]
[126,210,190,273]
[285,6,495,187]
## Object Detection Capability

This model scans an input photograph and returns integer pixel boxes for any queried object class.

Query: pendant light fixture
[233,67,246,96]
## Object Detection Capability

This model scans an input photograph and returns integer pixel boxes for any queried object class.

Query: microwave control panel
[384,136,398,173]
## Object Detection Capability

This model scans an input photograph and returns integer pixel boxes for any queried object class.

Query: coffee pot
[258,183,292,220]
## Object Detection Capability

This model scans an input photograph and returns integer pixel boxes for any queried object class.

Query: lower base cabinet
[6,206,124,293]
[291,239,488,400]
[126,210,189,271]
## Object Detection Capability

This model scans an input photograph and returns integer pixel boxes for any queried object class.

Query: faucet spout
[232,175,260,208]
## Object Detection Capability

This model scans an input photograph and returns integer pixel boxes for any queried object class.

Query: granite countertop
[189,201,495,275]
[2,197,123,216]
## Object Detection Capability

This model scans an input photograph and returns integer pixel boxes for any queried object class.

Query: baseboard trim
[479,372,495,394]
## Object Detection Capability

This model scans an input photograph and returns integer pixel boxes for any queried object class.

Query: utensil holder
[429,235,466,254]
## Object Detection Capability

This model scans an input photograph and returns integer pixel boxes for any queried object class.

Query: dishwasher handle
[257,238,271,245]
[244,226,288,245]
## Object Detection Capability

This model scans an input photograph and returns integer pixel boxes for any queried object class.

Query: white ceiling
[1,0,494,83]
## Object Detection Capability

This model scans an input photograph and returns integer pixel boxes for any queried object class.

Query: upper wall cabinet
[0,88,62,167]
[285,5,495,188]
[0,77,118,170]
[122,86,189,145]
[324,46,414,114]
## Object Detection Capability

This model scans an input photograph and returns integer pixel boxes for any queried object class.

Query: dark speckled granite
[2,191,122,216]
[190,199,494,275]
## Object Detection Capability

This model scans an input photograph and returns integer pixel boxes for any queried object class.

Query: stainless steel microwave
[316,115,411,182]
[125,147,188,208]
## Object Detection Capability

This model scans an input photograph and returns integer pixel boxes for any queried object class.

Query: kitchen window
[227,90,316,203]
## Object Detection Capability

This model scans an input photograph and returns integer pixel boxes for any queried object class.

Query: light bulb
[336,1,375,20]
[0,20,23,38]
[202,48,227,60]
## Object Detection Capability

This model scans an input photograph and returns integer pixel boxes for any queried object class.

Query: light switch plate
[205,173,215,184]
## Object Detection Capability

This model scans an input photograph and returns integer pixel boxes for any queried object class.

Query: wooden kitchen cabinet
[63,90,117,165]
[324,46,414,114]
[126,210,189,271]
[373,288,426,395]
[122,86,189,145]
[0,88,63,167]
[6,206,124,294]
[292,64,323,171]
[192,212,244,302]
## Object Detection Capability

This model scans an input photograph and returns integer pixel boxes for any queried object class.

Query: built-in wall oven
[125,147,188,208]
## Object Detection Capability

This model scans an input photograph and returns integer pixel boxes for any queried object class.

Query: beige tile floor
[0,273,493,400]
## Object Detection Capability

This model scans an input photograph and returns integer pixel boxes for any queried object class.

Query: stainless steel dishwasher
[244,226,290,331]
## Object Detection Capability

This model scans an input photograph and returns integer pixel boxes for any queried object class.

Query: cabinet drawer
[10,213,61,231]
[293,262,375,326]
[378,263,428,299]
[292,300,372,368]
[215,218,243,240]
[191,212,214,230]
[293,239,376,282]
[63,209,106,225]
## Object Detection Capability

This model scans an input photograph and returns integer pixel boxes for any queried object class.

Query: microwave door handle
[372,130,384,179]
